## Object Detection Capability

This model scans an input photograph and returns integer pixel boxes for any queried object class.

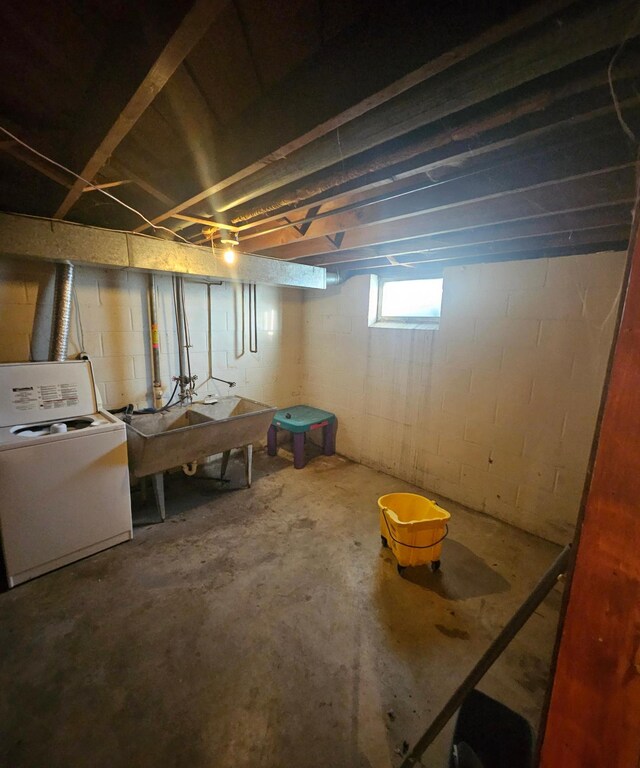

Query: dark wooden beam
[299,203,634,266]
[206,0,639,214]
[340,225,631,271]
[106,158,176,207]
[2,144,74,189]
[348,240,629,280]
[54,0,228,219]
[538,215,640,767]
[242,134,636,252]
[231,69,638,227]
[262,165,636,260]
[134,0,579,232]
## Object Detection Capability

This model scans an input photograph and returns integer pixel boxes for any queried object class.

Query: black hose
[109,379,180,417]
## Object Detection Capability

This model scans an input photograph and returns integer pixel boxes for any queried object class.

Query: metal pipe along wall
[49,262,74,361]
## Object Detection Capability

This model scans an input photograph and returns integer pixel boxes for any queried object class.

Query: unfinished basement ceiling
[0,0,638,276]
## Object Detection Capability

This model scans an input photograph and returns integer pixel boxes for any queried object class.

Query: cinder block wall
[0,251,627,543]
[301,252,627,544]
[0,258,304,409]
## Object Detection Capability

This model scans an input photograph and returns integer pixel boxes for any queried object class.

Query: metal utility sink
[123,396,276,520]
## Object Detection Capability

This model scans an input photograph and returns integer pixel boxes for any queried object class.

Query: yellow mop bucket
[378,492,450,574]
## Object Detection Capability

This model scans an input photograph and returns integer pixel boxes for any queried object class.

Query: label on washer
[11,383,79,411]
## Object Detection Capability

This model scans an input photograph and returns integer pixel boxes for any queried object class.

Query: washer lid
[0,361,99,427]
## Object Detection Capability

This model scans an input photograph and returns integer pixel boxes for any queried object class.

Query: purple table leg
[267,424,278,456]
[323,420,336,455]
[293,432,305,469]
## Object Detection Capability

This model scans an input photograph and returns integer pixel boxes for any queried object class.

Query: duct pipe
[327,271,351,285]
[148,274,164,409]
[49,262,74,361]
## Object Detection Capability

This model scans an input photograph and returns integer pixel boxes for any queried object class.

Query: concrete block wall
[0,257,304,410]
[301,251,627,544]
[0,250,627,543]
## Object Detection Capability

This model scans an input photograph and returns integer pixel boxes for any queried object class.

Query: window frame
[368,275,443,330]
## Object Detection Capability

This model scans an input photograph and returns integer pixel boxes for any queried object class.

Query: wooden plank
[134,0,577,232]
[171,213,238,231]
[241,136,636,251]
[538,216,640,767]
[350,241,629,280]
[82,180,131,193]
[54,0,228,219]
[339,225,631,271]
[299,203,634,266]
[208,0,639,214]
[231,72,635,227]
[2,144,73,189]
[106,158,176,207]
[261,165,636,261]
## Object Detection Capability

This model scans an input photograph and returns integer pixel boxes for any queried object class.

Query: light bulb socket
[220,231,239,247]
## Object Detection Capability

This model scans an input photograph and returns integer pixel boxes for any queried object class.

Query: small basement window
[368,275,443,329]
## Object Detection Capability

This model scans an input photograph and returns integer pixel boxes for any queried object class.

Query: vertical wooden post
[539,216,640,766]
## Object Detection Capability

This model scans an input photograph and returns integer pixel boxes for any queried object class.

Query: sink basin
[124,396,277,478]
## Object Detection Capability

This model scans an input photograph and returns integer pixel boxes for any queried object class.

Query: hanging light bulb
[220,231,239,265]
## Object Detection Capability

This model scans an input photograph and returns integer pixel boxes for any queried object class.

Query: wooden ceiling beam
[347,239,630,279]
[204,0,639,215]
[247,137,635,254]
[2,144,74,189]
[133,0,578,233]
[54,0,228,219]
[300,203,634,266]
[231,70,636,228]
[106,158,177,207]
[340,225,632,272]
[264,165,636,261]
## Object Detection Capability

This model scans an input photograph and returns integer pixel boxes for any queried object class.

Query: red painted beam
[539,215,640,766]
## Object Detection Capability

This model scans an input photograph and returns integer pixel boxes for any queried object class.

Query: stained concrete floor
[0,449,563,768]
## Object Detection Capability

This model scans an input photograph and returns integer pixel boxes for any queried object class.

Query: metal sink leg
[244,444,253,487]
[151,472,166,522]
[220,450,231,480]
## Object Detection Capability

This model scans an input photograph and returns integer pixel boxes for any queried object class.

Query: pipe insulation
[49,262,74,361]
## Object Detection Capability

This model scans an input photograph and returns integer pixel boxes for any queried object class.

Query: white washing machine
[0,360,132,587]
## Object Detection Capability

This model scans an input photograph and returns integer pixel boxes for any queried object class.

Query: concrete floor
[0,449,563,768]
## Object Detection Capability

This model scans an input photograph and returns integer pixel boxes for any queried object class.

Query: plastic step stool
[267,405,336,469]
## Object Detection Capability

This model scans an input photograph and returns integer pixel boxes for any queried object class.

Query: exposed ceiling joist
[134,0,577,233]
[231,70,638,229]
[3,144,74,189]
[54,0,228,219]
[196,0,638,218]
[241,117,638,252]
[265,165,636,260]
[298,202,634,267]
[348,241,628,279]
[340,225,631,271]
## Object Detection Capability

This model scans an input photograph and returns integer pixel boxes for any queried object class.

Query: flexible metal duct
[49,262,74,361]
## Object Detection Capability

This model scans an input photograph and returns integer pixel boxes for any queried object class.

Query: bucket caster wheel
[397,564,407,576]
[431,560,441,572]
[381,536,388,548]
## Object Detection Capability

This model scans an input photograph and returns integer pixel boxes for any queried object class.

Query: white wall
[0,258,304,410]
[301,252,627,544]
[0,251,627,543]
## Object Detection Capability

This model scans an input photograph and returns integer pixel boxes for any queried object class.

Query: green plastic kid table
[267,405,336,468]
